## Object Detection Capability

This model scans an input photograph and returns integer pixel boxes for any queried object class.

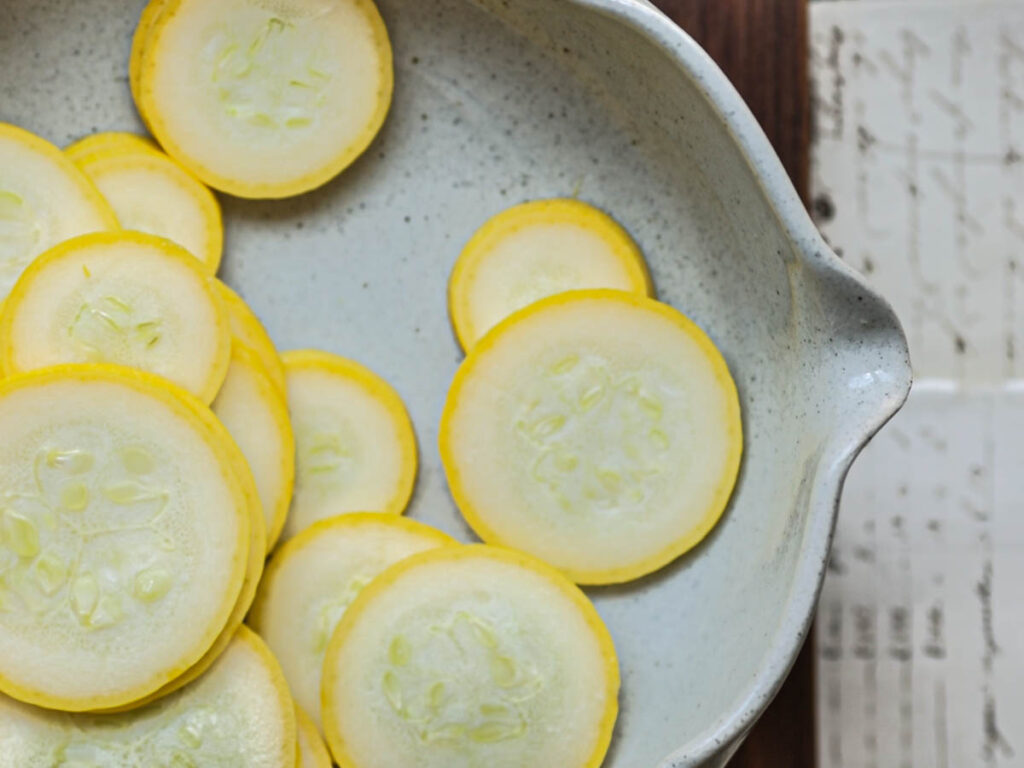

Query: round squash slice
[448,199,653,351]
[440,290,743,585]
[0,627,295,768]
[96,455,266,714]
[280,350,416,542]
[217,281,286,394]
[129,0,167,125]
[64,132,158,165]
[249,514,455,732]
[70,139,224,273]
[213,344,295,552]
[0,123,117,302]
[321,545,619,768]
[0,231,231,403]
[296,704,332,768]
[0,365,251,711]
[139,0,394,198]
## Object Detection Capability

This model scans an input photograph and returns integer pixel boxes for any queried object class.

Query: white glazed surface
[0,1,910,765]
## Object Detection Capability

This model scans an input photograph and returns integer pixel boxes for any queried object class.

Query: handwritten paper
[810,2,1024,766]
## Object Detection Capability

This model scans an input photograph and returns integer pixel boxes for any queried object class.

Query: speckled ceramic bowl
[0,0,910,765]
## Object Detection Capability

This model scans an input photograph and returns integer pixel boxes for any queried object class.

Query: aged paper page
[811,2,1024,767]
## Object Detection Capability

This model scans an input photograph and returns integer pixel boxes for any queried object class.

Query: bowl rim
[554,1,912,763]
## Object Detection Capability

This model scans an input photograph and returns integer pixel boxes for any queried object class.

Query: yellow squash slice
[440,290,743,584]
[296,703,332,768]
[70,138,224,273]
[280,350,416,542]
[249,514,454,732]
[129,0,167,126]
[321,545,619,768]
[0,365,251,711]
[64,132,158,165]
[213,344,295,552]
[139,0,394,198]
[96,453,266,713]
[217,281,286,394]
[0,627,295,768]
[448,199,653,351]
[0,123,117,302]
[0,231,231,403]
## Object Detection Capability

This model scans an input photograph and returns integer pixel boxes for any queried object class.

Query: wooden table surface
[648,2,816,767]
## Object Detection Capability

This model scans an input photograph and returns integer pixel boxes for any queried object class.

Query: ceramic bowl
[0,0,911,764]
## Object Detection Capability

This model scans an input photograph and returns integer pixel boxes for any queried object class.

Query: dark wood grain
[649,1,815,767]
